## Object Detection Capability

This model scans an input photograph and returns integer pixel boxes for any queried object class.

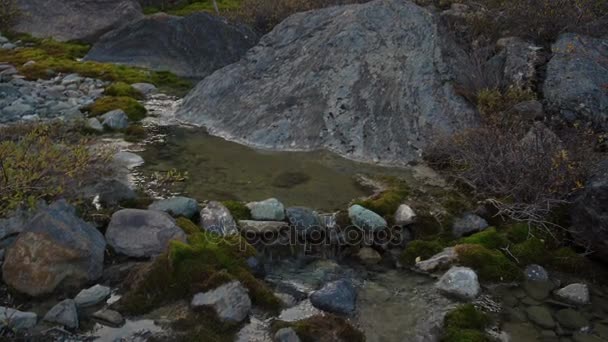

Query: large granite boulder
[105,209,187,258]
[544,33,608,127]
[14,0,143,43]
[85,12,259,79]
[570,159,608,263]
[176,0,477,165]
[2,200,106,297]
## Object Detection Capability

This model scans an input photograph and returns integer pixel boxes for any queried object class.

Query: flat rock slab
[75,284,111,308]
[247,198,285,221]
[148,196,199,219]
[0,306,37,331]
[310,279,357,315]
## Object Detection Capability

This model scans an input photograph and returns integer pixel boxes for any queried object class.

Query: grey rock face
[394,204,416,226]
[191,281,252,323]
[286,207,322,236]
[105,209,187,258]
[247,198,285,221]
[570,159,608,263]
[200,201,238,235]
[524,264,549,282]
[14,0,143,43]
[100,109,129,130]
[74,284,111,308]
[275,327,301,342]
[0,307,37,331]
[493,37,543,88]
[149,196,199,219]
[436,266,480,300]
[451,213,488,237]
[309,279,357,315]
[43,299,78,329]
[555,283,590,305]
[176,0,477,165]
[348,204,387,232]
[86,13,258,79]
[2,200,106,297]
[544,33,608,127]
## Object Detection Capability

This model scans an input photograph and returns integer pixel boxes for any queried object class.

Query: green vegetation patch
[455,244,521,282]
[460,228,509,250]
[222,200,252,220]
[176,217,201,235]
[510,237,549,266]
[124,124,148,143]
[271,314,365,342]
[0,34,192,96]
[442,304,492,342]
[104,82,144,99]
[119,231,280,315]
[400,240,445,266]
[85,96,147,121]
[353,177,410,219]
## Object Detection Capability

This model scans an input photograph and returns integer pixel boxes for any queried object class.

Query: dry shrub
[234,0,367,32]
[0,123,110,216]
[0,0,20,32]
[426,87,598,234]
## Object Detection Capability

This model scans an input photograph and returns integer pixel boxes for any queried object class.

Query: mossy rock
[460,228,509,249]
[504,222,530,244]
[105,82,144,99]
[86,96,147,121]
[511,237,549,265]
[222,200,251,220]
[118,231,280,315]
[442,304,492,342]
[455,244,522,282]
[550,247,588,273]
[176,217,200,235]
[271,314,365,342]
[400,239,445,266]
[353,187,409,220]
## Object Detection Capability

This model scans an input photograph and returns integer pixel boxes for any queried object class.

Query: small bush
[104,82,144,99]
[510,237,548,265]
[0,123,109,216]
[86,96,147,121]
[400,240,444,266]
[442,304,492,342]
[455,244,521,282]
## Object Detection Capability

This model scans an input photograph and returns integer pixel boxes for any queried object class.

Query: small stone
[23,60,36,68]
[274,327,301,342]
[436,266,480,300]
[0,307,37,331]
[131,83,158,96]
[357,247,382,265]
[525,264,549,282]
[238,220,288,234]
[246,198,285,221]
[43,299,78,329]
[394,204,416,226]
[91,309,124,327]
[556,283,590,305]
[1,43,16,50]
[113,151,144,170]
[452,213,489,237]
[148,196,198,219]
[86,117,104,132]
[191,281,251,323]
[61,74,83,86]
[74,284,111,308]
[100,109,129,130]
[348,204,387,232]
[310,279,357,315]
[555,308,589,330]
[525,306,555,329]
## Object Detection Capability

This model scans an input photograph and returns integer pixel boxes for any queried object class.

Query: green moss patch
[124,124,147,142]
[455,244,521,282]
[222,200,251,220]
[442,304,492,342]
[105,82,143,99]
[144,0,243,16]
[460,228,509,249]
[85,96,147,121]
[511,237,549,265]
[271,314,365,342]
[550,247,588,273]
[353,178,410,220]
[176,217,201,235]
[118,231,280,315]
[400,240,445,266]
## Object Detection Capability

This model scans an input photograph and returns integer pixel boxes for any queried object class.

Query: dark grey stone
[286,207,323,236]
[452,213,489,237]
[43,299,78,329]
[310,279,357,315]
[148,196,198,219]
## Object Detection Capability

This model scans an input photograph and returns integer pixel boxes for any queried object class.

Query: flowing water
[138,126,408,210]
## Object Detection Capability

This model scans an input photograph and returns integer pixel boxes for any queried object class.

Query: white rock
[555,283,590,305]
[394,204,416,225]
[436,266,480,300]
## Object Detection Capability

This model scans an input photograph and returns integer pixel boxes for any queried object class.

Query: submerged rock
[247,198,286,221]
[524,264,549,282]
[275,327,301,342]
[200,201,238,236]
[2,200,106,296]
[436,266,480,300]
[525,306,555,329]
[176,0,476,165]
[105,209,187,258]
[191,281,252,323]
[310,279,357,315]
[149,196,198,219]
[91,309,125,327]
[86,12,258,79]
[43,299,78,329]
[348,205,387,232]
[555,308,589,330]
[14,0,143,43]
